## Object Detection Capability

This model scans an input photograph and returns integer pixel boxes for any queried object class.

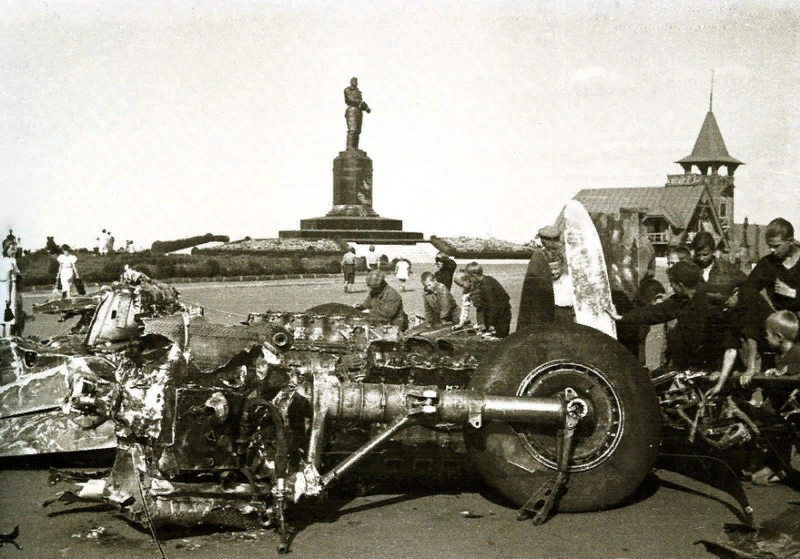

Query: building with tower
[568,86,747,258]
[669,91,743,232]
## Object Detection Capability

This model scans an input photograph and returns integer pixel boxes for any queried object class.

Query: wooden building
[568,95,745,258]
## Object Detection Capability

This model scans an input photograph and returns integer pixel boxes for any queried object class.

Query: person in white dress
[0,239,21,336]
[56,245,80,299]
[394,257,411,292]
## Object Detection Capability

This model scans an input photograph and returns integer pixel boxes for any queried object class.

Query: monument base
[326,204,379,218]
[282,137,424,244]
[278,227,424,244]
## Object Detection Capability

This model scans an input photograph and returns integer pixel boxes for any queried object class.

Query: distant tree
[45,236,60,254]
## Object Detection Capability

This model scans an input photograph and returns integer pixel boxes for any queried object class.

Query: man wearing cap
[537,225,573,322]
[355,270,408,331]
[619,260,738,372]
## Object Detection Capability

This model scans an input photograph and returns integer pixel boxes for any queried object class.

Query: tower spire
[709,69,714,112]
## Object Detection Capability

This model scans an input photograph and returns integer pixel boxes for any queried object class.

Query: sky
[2,0,798,250]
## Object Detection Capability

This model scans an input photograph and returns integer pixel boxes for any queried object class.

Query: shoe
[751,466,783,486]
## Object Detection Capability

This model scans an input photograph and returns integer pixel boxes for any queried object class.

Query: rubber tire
[464,321,661,512]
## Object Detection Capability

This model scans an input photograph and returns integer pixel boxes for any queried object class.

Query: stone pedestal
[279,147,424,243]
[331,149,377,213]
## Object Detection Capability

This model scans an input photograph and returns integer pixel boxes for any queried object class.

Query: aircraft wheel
[464,321,661,512]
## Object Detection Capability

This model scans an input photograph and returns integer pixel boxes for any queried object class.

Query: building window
[719,202,727,217]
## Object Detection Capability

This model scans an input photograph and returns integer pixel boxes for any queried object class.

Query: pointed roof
[676,111,743,166]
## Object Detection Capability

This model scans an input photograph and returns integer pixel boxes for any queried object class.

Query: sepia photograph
[1,1,799,557]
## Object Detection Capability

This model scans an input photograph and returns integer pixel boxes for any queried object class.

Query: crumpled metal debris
[696,504,800,559]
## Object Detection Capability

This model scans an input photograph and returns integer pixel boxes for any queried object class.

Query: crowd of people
[616,218,800,386]
[345,219,800,484]
[349,248,513,339]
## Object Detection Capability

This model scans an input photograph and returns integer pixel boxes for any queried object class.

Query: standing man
[344,77,371,150]
[538,226,573,322]
[341,247,357,293]
[355,270,408,331]
[743,218,800,313]
[465,262,512,338]
[100,229,108,255]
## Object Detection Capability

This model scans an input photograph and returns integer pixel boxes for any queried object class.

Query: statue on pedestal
[344,77,371,150]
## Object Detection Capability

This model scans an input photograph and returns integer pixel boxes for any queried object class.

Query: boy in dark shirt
[619,261,738,372]
[743,218,800,313]
[465,262,512,338]
[434,252,457,291]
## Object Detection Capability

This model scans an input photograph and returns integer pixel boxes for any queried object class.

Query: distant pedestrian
[365,245,378,271]
[106,231,115,255]
[434,252,457,290]
[395,257,411,292]
[56,244,80,299]
[341,247,357,293]
[0,238,21,336]
[100,229,109,255]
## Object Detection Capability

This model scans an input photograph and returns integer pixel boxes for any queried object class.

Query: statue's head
[350,77,358,87]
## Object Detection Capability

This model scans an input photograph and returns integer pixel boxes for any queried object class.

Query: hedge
[429,236,533,259]
[151,233,230,254]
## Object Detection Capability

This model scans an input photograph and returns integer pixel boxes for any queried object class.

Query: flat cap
[365,270,386,287]
[538,225,561,240]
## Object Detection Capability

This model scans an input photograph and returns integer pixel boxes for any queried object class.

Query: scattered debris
[696,504,800,559]
[460,510,484,519]
[174,539,202,550]
[85,526,107,540]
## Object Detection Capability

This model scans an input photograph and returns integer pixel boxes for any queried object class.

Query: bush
[151,234,230,254]
[205,259,222,277]
[101,261,126,282]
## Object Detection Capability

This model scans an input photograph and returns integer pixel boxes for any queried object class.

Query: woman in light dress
[0,239,21,336]
[394,257,411,292]
[56,244,80,299]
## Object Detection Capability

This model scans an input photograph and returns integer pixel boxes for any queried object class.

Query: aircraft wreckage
[2,209,798,555]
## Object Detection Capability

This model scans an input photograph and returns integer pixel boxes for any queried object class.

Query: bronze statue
[344,77,371,150]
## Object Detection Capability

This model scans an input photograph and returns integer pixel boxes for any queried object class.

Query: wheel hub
[514,360,624,472]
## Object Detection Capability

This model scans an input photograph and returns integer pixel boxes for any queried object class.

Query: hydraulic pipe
[313,377,568,426]
[319,415,414,488]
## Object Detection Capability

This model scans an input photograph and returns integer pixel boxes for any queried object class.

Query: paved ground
[1,264,797,559]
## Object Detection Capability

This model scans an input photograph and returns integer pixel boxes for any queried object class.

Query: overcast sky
[2,0,798,250]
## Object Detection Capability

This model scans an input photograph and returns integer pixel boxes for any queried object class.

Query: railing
[666,174,735,187]
[647,232,669,244]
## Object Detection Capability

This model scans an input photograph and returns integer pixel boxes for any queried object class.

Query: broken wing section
[0,338,117,456]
